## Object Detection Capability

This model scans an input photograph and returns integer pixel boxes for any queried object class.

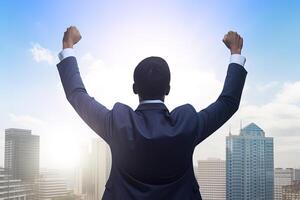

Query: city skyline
[2,124,300,199]
[1,1,300,169]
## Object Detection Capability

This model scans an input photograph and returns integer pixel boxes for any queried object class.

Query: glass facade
[226,123,274,200]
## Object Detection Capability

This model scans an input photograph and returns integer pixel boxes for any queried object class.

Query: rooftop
[240,122,265,137]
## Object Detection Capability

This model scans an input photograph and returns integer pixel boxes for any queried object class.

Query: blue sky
[1,0,300,168]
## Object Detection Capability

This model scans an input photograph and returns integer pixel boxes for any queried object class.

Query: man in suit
[57,26,247,200]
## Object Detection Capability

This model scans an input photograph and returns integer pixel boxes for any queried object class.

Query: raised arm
[57,26,111,143]
[195,31,247,144]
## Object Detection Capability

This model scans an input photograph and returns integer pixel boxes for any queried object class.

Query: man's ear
[165,85,170,95]
[133,83,138,94]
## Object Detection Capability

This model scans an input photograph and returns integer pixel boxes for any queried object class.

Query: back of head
[133,57,171,100]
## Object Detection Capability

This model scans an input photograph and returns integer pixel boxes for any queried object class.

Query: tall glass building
[226,123,274,200]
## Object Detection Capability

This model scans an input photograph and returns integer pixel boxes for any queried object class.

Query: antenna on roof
[240,120,243,132]
[229,125,232,136]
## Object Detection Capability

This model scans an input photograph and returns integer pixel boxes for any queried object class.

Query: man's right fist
[223,31,243,55]
[62,26,82,49]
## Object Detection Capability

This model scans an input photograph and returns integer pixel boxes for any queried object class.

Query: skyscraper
[5,128,40,182]
[75,139,111,200]
[226,123,274,200]
[195,158,226,200]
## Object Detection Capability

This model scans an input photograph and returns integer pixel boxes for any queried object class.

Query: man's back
[57,28,247,199]
[103,103,200,199]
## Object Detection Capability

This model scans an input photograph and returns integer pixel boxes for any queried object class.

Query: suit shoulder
[171,104,197,118]
[171,103,197,115]
[171,104,198,130]
[112,102,134,113]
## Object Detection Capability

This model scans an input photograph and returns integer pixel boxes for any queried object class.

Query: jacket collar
[136,102,168,111]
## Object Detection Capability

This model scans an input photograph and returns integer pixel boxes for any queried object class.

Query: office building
[5,128,40,182]
[195,158,226,200]
[75,139,111,200]
[0,167,34,199]
[226,123,274,200]
[34,169,69,200]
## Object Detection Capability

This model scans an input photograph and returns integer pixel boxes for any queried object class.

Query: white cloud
[9,113,45,128]
[257,81,279,92]
[240,81,300,137]
[240,102,300,136]
[275,81,300,104]
[30,43,55,65]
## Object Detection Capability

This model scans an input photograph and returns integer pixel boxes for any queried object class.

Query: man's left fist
[63,26,82,49]
[223,31,243,55]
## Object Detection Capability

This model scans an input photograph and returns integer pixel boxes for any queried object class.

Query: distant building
[226,123,274,200]
[195,158,226,200]
[295,170,300,181]
[4,128,40,183]
[75,139,111,200]
[282,180,300,200]
[74,165,83,196]
[275,168,300,200]
[0,167,34,199]
[34,169,69,200]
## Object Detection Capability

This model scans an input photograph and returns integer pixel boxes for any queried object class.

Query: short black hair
[133,56,170,100]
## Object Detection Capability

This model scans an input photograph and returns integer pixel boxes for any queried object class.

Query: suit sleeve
[195,63,247,144]
[57,56,111,143]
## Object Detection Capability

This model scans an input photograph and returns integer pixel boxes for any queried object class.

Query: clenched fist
[62,26,82,49]
[223,31,243,54]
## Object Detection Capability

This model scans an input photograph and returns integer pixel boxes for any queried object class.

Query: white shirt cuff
[58,48,75,61]
[230,54,246,66]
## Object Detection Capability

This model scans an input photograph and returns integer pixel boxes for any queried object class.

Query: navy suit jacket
[57,57,247,200]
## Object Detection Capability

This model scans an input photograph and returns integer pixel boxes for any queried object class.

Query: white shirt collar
[139,100,164,104]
